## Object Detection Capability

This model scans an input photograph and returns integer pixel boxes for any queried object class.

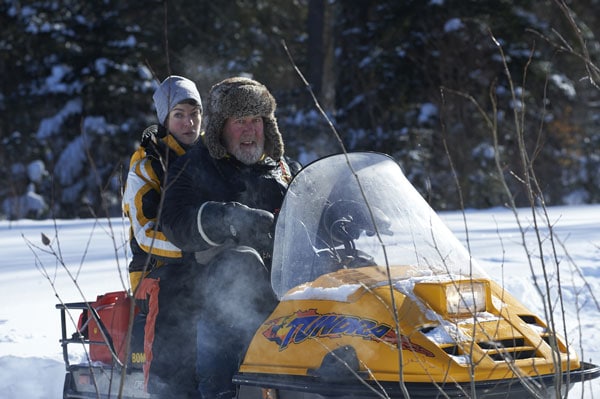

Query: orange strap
[134,278,161,391]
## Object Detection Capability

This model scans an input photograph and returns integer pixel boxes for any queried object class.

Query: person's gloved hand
[140,124,167,148]
[198,201,274,254]
[223,202,274,252]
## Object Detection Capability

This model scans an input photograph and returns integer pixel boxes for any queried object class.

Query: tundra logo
[262,309,434,357]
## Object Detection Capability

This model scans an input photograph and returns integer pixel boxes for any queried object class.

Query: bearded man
[159,77,299,398]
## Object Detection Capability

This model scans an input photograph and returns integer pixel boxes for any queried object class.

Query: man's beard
[232,142,264,165]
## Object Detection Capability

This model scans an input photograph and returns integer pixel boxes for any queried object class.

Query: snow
[1,184,47,219]
[55,135,89,187]
[82,116,118,136]
[550,73,577,99]
[0,205,599,398]
[36,98,83,139]
[44,65,74,94]
[284,283,363,302]
[444,18,464,33]
[417,102,438,124]
[27,160,47,184]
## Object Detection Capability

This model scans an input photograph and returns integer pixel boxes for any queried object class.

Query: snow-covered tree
[0,0,599,218]
[2,1,157,218]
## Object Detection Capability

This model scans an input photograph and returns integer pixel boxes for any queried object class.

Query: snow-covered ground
[1,205,599,398]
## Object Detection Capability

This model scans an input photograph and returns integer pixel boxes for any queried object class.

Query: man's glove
[198,201,274,254]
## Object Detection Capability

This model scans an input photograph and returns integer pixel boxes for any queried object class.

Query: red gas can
[87,291,134,364]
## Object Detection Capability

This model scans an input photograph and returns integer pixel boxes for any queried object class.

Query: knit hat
[152,76,203,125]
[204,77,284,160]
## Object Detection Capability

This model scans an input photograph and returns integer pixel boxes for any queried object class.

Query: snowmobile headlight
[445,281,487,315]
[414,280,489,317]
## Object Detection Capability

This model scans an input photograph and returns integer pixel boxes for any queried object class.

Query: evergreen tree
[1,0,156,218]
[0,0,598,218]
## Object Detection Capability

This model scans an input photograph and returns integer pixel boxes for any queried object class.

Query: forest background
[1,0,599,219]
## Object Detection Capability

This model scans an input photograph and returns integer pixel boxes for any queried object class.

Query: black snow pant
[195,246,278,399]
[144,262,202,399]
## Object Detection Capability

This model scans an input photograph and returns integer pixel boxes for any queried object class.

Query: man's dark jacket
[161,142,292,255]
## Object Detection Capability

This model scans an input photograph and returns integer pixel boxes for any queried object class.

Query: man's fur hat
[204,77,284,160]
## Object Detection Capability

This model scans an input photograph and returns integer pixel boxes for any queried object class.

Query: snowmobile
[58,152,600,398]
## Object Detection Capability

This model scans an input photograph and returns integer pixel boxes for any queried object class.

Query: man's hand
[223,202,274,252]
[198,201,274,254]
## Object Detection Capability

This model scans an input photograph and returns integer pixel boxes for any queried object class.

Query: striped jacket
[123,130,188,291]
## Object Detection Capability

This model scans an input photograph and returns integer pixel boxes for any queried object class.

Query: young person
[122,75,202,397]
[123,75,202,291]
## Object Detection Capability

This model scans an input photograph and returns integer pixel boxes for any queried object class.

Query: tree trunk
[307,0,336,112]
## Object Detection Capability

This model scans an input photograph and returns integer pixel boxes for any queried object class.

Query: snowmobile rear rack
[56,295,149,399]
[56,301,117,369]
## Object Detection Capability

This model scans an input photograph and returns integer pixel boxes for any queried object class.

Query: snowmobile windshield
[271,152,487,300]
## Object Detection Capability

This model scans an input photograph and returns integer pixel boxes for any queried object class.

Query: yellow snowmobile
[234,152,600,398]
[59,152,599,398]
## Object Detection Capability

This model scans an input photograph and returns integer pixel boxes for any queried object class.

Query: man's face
[166,102,201,146]
[222,115,265,165]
